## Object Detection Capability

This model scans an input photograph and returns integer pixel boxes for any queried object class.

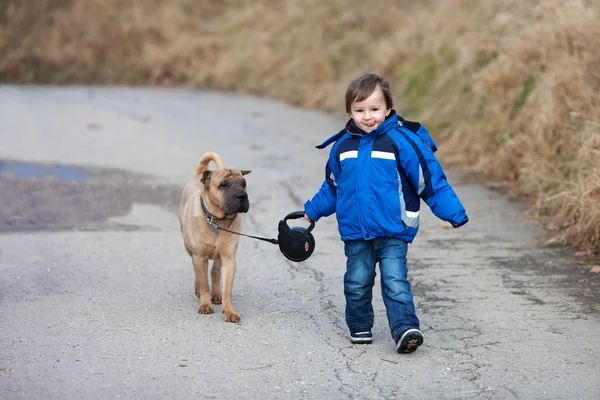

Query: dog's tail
[194,152,224,176]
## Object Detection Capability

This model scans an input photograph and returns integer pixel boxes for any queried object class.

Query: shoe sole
[350,331,373,344]
[350,337,373,344]
[397,329,423,353]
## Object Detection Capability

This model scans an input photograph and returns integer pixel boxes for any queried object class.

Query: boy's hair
[345,73,393,113]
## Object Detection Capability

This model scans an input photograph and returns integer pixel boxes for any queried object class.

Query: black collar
[200,196,236,230]
[200,196,226,221]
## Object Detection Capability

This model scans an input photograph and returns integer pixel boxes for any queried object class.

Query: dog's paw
[198,304,214,314]
[224,311,240,323]
[211,294,222,304]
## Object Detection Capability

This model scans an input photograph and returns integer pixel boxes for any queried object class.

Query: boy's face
[349,86,391,133]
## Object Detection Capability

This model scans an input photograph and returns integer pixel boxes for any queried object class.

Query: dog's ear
[201,170,212,184]
[240,170,252,176]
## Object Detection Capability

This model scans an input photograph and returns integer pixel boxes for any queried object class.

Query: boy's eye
[372,108,379,111]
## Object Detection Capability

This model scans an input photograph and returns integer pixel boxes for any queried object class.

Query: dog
[178,152,251,322]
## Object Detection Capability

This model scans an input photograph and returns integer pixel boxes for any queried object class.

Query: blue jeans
[343,237,420,341]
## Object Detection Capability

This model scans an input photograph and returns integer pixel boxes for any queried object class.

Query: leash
[200,197,279,245]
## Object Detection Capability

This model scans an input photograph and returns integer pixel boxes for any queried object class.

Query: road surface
[0,86,598,399]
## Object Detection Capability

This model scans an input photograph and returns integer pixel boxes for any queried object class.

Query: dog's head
[201,168,251,215]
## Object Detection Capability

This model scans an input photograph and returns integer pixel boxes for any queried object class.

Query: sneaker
[396,328,423,353]
[349,328,373,344]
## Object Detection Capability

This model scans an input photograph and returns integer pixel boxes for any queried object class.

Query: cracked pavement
[0,86,598,399]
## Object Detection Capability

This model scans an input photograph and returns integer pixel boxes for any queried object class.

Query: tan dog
[178,152,251,322]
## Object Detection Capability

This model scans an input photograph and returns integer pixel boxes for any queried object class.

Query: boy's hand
[304,213,313,223]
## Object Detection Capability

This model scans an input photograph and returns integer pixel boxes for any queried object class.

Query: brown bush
[1,0,599,253]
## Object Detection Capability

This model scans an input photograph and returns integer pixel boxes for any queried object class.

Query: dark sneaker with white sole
[349,328,373,344]
[396,328,423,353]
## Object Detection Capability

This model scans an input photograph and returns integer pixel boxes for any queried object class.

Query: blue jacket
[304,111,468,242]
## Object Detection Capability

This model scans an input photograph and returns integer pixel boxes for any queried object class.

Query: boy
[303,73,468,353]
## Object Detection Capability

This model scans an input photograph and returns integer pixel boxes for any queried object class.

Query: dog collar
[200,196,235,230]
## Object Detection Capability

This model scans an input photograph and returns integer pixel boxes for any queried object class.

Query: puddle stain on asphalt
[0,159,181,232]
[0,160,91,181]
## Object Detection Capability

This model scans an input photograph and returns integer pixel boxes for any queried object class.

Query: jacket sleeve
[304,149,340,222]
[397,129,469,228]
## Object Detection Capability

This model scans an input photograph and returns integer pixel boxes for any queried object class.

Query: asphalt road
[0,86,598,400]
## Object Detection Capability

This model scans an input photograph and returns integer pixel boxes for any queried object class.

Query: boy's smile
[349,86,391,133]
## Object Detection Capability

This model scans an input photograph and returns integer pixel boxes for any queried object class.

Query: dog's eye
[219,182,228,188]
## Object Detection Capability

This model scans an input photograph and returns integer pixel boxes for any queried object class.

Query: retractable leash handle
[282,210,315,233]
[277,211,316,262]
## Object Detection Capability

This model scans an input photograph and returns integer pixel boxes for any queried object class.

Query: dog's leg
[192,254,213,314]
[221,255,240,322]
[210,259,222,304]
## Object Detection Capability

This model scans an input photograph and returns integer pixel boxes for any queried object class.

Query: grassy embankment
[1,0,599,254]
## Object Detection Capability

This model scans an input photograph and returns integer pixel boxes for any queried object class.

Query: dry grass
[1,0,599,253]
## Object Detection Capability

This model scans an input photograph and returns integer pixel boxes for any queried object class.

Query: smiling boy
[303,73,469,353]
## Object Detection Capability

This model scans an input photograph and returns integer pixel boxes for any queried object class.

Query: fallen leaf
[157,76,173,86]
[589,266,600,273]
[87,122,102,130]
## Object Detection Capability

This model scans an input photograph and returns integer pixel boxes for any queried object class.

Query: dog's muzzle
[223,189,250,214]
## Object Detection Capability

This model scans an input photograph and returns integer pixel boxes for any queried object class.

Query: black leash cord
[206,219,279,245]
[200,197,279,244]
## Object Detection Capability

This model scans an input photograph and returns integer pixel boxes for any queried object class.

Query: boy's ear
[386,108,392,116]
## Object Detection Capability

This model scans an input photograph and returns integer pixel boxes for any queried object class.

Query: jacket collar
[316,110,399,149]
[346,110,398,136]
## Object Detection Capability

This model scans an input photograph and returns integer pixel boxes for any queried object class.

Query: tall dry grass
[1,0,599,253]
